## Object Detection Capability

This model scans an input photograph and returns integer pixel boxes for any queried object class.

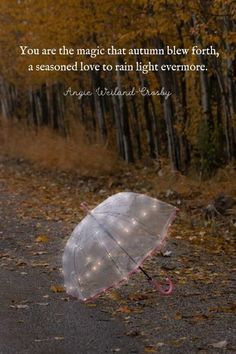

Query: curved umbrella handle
[149,278,173,295]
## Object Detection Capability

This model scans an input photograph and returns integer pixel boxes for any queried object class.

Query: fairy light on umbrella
[63,192,177,301]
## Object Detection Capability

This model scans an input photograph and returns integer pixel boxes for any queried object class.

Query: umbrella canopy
[63,192,176,301]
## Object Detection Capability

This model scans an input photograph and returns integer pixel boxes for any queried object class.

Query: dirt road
[0,158,235,353]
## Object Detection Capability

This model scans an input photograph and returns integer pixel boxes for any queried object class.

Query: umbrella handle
[148,278,173,295]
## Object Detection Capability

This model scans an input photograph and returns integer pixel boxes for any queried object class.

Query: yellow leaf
[35,235,49,243]
[128,293,148,301]
[145,346,157,353]
[107,291,122,301]
[50,285,65,293]
[86,303,97,308]
[32,262,49,267]
[174,313,182,320]
[117,306,131,313]
[190,314,208,323]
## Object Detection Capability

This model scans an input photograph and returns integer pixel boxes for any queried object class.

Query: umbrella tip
[81,202,90,214]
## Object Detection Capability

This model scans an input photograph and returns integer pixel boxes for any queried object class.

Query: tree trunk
[91,72,107,142]
[115,59,134,162]
[155,38,180,170]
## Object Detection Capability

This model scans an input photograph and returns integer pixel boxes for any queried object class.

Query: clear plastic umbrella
[63,192,177,301]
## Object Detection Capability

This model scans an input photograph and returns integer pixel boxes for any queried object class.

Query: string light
[92,266,97,271]
[132,219,137,225]
[64,283,71,290]
[124,228,130,233]
[86,256,91,262]
[142,211,147,217]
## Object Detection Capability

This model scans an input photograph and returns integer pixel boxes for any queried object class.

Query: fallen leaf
[128,293,148,301]
[50,285,65,293]
[210,340,227,349]
[35,235,49,243]
[32,251,48,255]
[107,291,123,301]
[190,314,208,323]
[133,307,144,314]
[156,342,165,348]
[219,303,236,313]
[111,349,121,352]
[124,316,131,321]
[0,253,11,259]
[171,338,186,346]
[36,302,49,306]
[34,338,49,342]
[126,330,140,337]
[32,262,49,267]
[116,306,131,313]
[86,303,97,308]
[144,346,157,353]
[16,260,27,267]
[161,250,172,257]
[174,313,182,320]
[11,304,29,309]
[61,297,69,301]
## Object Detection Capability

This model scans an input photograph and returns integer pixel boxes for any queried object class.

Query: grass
[0,119,118,176]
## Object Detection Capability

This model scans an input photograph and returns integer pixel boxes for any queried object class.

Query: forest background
[0,0,235,179]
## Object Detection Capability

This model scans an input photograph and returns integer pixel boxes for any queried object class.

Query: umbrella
[63,192,177,301]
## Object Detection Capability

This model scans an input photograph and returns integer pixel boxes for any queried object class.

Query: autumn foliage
[0,0,235,177]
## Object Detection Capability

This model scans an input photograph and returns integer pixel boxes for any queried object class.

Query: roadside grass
[0,118,118,176]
